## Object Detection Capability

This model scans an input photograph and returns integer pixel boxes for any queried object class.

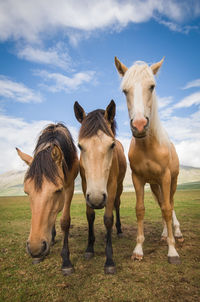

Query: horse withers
[74,100,127,274]
[16,123,79,275]
[115,57,183,264]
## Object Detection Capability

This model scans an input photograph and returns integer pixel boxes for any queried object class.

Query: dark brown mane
[25,123,77,191]
[79,109,116,139]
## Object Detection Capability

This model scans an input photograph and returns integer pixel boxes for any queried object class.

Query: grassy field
[0,190,200,302]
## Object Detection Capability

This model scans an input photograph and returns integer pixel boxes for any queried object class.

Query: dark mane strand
[79,109,116,139]
[25,123,77,191]
[25,147,59,190]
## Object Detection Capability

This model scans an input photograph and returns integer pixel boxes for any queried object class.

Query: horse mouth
[86,201,105,209]
[132,131,147,138]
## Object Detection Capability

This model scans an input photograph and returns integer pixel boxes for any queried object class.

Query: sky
[0,0,200,174]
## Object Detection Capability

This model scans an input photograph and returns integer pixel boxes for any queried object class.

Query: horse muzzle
[130,117,149,138]
[86,192,107,209]
[26,240,50,262]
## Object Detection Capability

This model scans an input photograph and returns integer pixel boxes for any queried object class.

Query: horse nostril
[41,241,47,253]
[144,117,149,129]
[86,193,90,202]
[103,193,106,202]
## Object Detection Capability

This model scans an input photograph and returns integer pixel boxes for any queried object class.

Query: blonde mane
[121,62,170,146]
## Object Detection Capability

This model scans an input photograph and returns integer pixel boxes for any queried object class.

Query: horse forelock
[79,109,116,140]
[25,123,77,190]
[121,62,154,91]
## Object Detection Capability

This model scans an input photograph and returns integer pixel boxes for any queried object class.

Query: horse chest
[131,157,162,182]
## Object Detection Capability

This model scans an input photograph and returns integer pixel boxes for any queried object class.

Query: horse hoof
[168,256,181,264]
[176,236,184,243]
[84,252,94,260]
[62,266,74,275]
[32,258,44,264]
[131,253,143,261]
[117,232,123,238]
[161,236,167,241]
[104,266,116,274]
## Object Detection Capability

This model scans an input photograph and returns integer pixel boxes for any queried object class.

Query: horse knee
[60,218,70,232]
[161,206,172,222]
[135,206,145,220]
[104,215,113,229]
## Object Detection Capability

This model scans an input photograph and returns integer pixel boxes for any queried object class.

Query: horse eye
[110,142,116,149]
[78,143,83,151]
[55,188,63,193]
[149,84,155,92]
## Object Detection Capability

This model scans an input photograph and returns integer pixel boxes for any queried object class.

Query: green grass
[0,191,200,302]
[177,181,200,191]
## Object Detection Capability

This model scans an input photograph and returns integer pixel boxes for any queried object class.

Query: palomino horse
[74,100,127,274]
[16,123,79,274]
[115,57,183,264]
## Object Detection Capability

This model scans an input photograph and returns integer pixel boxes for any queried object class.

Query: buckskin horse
[16,123,79,274]
[74,100,127,273]
[115,57,183,264]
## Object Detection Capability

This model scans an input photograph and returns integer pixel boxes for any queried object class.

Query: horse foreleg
[104,212,115,274]
[85,204,95,259]
[161,171,180,264]
[60,187,74,275]
[132,174,145,261]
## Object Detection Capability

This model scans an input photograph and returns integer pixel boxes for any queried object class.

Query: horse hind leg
[114,185,123,237]
[171,177,184,242]
[150,184,167,241]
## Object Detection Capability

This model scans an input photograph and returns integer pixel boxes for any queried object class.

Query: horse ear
[104,100,116,123]
[115,56,128,77]
[74,101,86,123]
[16,147,33,166]
[51,145,63,166]
[151,57,165,75]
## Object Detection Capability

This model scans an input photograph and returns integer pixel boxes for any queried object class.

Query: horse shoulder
[65,156,79,187]
[115,140,127,174]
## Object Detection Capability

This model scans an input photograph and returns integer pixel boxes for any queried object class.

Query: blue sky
[0,0,200,173]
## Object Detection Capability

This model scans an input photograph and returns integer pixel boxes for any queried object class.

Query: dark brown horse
[16,123,79,274]
[74,100,127,274]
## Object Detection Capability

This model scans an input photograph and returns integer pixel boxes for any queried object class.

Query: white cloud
[157,95,173,109]
[17,43,72,69]
[35,70,95,93]
[0,0,199,43]
[174,91,200,108]
[0,76,43,103]
[157,19,199,34]
[182,79,200,90]
[176,140,200,168]
[0,114,78,174]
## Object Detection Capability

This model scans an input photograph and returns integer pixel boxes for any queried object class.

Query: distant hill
[0,165,200,196]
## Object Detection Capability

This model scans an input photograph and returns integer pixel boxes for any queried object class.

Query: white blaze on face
[133,82,144,121]
[79,131,114,206]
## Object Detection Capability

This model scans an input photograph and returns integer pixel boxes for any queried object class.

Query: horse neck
[147,95,170,147]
